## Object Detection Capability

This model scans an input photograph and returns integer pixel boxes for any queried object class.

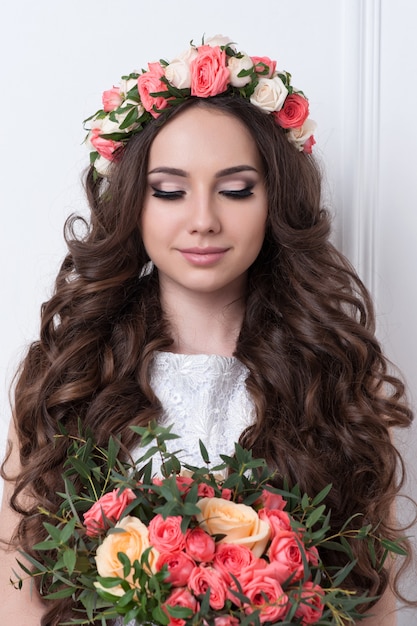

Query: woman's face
[141,106,268,302]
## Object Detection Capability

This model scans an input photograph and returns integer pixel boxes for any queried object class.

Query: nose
[188,191,221,235]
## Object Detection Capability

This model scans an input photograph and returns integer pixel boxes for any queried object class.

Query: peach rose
[189,565,228,610]
[243,569,288,623]
[190,45,230,97]
[163,587,199,626]
[156,550,196,587]
[185,527,216,562]
[251,56,277,78]
[294,582,325,624]
[102,86,123,112]
[95,516,158,595]
[196,497,270,557]
[250,75,288,112]
[148,514,186,552]
[274,93,309,129]
[137,62,170,118]
[84,488,135,536]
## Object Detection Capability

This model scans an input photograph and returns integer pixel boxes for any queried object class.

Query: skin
[141,106,268,356]
[0,107,397,624]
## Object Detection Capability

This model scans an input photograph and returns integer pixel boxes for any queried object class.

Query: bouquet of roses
[14,422,405,625]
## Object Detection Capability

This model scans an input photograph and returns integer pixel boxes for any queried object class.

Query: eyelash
[151,185,254,200]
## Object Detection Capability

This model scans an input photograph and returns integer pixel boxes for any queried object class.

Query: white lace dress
[115,351,255,626]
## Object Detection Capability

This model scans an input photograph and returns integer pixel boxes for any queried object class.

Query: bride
[0,35,413,625]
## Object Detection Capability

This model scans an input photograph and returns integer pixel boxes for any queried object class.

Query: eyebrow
[147,165,258,178]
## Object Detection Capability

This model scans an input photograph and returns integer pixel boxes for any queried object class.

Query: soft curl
[2,96,414,624]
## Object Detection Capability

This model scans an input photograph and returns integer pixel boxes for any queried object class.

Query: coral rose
[259,488,286,510]
[274,93,310,129]
[251,55,277,78]
[196,497,270,557]
[83,488,135,536]
[295,582,325,624]
[95,516,158,596]
[156,550,196,587]
[89,127,122,162]
[189,565,228,610]
[243,569,288,623]
[148,514,186,552]
[190,45,230,97]
[137,62,170,118]
[102,86,123,112]
[258,508,292,538]
[185,527,216,562]
[163,587,199,626]
[212,543,255,583]
[268,531,317,583]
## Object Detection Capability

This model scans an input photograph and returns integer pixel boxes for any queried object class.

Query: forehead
[147,106,262,172]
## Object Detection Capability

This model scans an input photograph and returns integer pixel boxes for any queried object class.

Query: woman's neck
[160,286,245,357]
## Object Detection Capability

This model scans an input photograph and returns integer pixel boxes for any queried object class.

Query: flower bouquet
[14,423,405,625]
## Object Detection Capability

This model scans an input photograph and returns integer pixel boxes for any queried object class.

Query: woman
[0,36,413,624]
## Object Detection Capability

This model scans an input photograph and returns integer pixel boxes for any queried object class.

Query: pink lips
[179,247,229,266]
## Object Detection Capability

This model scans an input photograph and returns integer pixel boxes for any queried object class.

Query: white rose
[93,154,113,177]
[165,47,197,89]
[120,76,139,98]
[250,76,288,112]
[204,34,236,50]
[287,118,317,151]
[228,54,253,88]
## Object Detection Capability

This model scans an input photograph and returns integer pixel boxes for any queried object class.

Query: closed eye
[151,187,185,200]
[220,185,254,199]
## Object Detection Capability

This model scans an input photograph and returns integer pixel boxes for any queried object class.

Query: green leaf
[63,549,77,575]
[311,483,333,506]
[380,538,408,556]
[305,504,326,529]
[44,586,76,600]
[199,439,210,464]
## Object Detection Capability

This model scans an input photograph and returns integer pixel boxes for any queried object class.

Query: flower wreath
[85,35,316,177]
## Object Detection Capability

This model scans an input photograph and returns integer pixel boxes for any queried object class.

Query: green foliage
[14,422,407,625]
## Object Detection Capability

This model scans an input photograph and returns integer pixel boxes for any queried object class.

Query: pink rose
[89,128,123,163]
[189,566,228,610]
[197,483,215,498]
[294,582,325,624]
[185,527,216,562]
[156,550,196,587]
[213,543,255,583]
[190,45,230,97]
[176,475,194,494]
[258,508,292,537]
[102,86,123,112]
[243,569,288,623]
[251,56,277,78]
[148,514,186,552]
[163,587,199,626]
[221,487,232,500]
[214,617,239,626]
[83,488,135,537]
[137,62,170,118]
[259,488,286,511]
[274,93,310,129]
[268,531,316,583]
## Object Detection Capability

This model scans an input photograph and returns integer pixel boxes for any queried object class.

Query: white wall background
[0,0,416,622]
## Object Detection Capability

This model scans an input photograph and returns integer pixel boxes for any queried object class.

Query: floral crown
[85,35,316,177]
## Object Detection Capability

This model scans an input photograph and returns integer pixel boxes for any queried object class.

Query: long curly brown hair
[3,96,414,624]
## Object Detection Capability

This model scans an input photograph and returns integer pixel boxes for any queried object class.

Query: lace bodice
[131,351,256,471]
[115,353,255,625]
